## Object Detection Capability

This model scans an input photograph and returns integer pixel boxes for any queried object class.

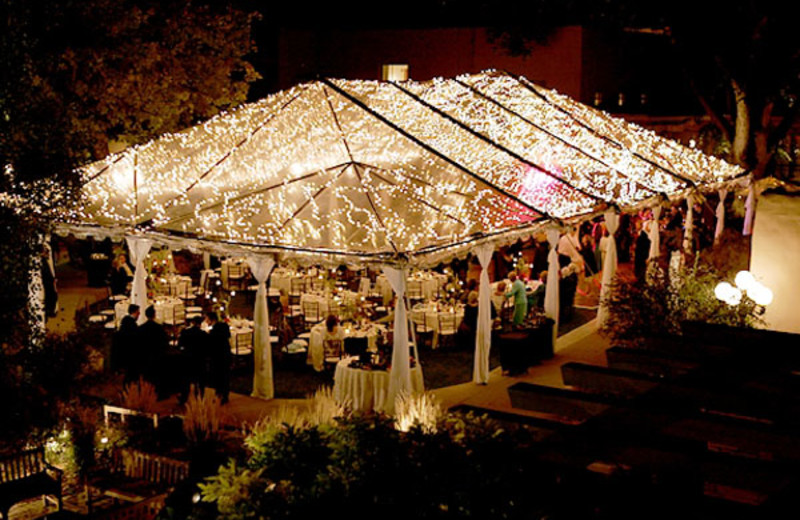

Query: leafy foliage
[199,411,552,520]
[601,260,765,346]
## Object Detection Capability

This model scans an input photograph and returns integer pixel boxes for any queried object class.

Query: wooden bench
[507,382,620,422]
[561,362,664,397]
[605,346,700,378]
[0,447,62,520]
[89,449,188,512]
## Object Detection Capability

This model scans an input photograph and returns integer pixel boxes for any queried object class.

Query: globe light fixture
[714,282,735,302]
[748,282,774,306]
[734,270,756,292]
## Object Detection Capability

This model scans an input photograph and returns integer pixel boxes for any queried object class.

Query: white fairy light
[57,71,742,263]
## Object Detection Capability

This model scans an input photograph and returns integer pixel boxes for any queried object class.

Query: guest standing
[137,305,169,392]
[205,311,232,404]
[178,316,208,404]
[505,272,528,327]
[634,221,651,282]
[114,304,140,381]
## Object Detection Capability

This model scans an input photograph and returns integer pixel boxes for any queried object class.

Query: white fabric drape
[544,229,560,344]
[743,184,755,236]
[597,211,619,327]
[247,255,276,400]
[203,252,211,271]
[714,189,728,244]
[383,266,419,414]
[648,205,661,260]
[473,244,493,385]
[126,236,153,324]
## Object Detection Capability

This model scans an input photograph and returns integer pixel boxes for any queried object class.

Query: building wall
[749,193,800,334]
[278,26,584,100]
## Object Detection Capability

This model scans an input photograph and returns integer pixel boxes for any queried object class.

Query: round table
[333,357,424,412]
[114,297,185,326]
[408,304,464,349]
[308,322,386,372]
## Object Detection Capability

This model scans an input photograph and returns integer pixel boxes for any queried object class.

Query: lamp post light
[715,270,773,307]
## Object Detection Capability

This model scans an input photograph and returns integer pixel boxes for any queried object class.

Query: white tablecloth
[114,297,184,326]
[167,275,192,298]
[409,303,464,349]
[271,269,307,295]
[308,322,386,371]
[333,357,424,412]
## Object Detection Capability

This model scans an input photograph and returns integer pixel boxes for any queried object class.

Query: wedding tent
[55,69,745,403]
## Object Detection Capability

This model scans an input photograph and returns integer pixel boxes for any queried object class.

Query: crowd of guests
[111,304,233,404]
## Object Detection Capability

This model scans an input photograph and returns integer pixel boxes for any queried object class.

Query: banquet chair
[323,339,344,371]
[407,280,424,303]
[310,277,325,292]
[302,301,323,330]
[226,263,247,291]
[414,313,435,349]
[500,299,515,328]
[437,313,459,349]
[289,278,306,306]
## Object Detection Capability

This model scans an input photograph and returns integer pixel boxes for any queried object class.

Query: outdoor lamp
[734,270,756,291]
[748,283,774,306]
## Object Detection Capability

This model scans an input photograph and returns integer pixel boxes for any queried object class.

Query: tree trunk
[752,102,774,178]
[731,79,750,167]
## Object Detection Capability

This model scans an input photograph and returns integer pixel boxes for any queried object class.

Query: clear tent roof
[61,70,743,264]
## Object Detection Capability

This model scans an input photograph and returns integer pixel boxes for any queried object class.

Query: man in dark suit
[114,304,140,382]
[137,305,169,392]
[178,316,208,404]
[205,311,231,404]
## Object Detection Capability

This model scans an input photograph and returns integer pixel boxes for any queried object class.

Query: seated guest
[324,314,344,341]
[109,253,134,295]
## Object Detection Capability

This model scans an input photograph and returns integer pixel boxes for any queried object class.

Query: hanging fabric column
[383,266,415,414]
[648,205,662,261]
[126,236,153,324]
[473,244,493,385]
[247,255,276,400]
[544,229,560,345]
[714,189,728,244]
[203,252,211,271]
[597,211,619,327]
[683,195,694,254]
[743,183,756,236]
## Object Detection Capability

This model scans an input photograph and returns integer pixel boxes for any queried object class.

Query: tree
[485,0,799,178]
[0,0,260,348]
[2,0,260,184]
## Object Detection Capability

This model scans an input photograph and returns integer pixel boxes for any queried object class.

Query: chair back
[233,331,253,355]
[323,339,343,361]
[438,313,458,334]
[407,280,424,300]
[290,277,306,295]
[228,263,245,279]
[311,277,325,291]
[302,300,322,322]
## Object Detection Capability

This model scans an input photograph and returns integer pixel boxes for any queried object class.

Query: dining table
[308,322,386,372]
[408,302,464,349]
[333,356,424,412]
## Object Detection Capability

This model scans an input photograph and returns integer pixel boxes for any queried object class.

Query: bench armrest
[45,464,63,483]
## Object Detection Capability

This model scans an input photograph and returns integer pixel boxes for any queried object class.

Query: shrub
[121,377,158,413]
[602,260,765,346]
[184,387,224,446]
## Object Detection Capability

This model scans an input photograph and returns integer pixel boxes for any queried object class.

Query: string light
[56,71,742,264]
